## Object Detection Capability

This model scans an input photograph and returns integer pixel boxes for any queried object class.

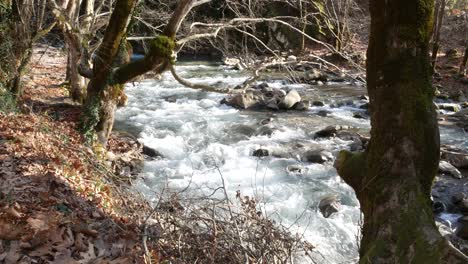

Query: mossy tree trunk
[335,0,468,262]
[81,0,197,146]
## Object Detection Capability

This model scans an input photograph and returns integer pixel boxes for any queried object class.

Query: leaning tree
[334,0,468,262]
[80,0,211,145]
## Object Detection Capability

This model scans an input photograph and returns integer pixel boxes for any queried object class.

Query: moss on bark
[335,0,468,262]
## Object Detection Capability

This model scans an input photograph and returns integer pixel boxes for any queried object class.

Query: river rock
[359,103,369,110]
[224,92,261,109]
[253,149,269,157]
[312,101,325,107]
[306,69,328,82]
[336,130,361,141]
[256,126,274,136]
[232,124,256,137]
[287,164,303,173]
[293,100,310,111]
[438,103,461,112]
[358,95,369,101]
[432,201,446,214]
[302,150,333,163]
[442,150,468,169]
[143,145,163,158]
[253,82,269,90]
[439,161,463,179]
[318,195,341,218]
[265,97,280,110]
[314,126,337,138]
[279,90,301,109]
[316,110,331,117]
[259,118,273,125]
[353,112,366,119]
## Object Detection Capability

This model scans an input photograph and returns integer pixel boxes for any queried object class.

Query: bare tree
[80,0,212,145]
[0,0,54,98]
[431,0,447,72]
[49,0,113,102]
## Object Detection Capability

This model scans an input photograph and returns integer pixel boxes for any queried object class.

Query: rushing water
[115,61,467,263]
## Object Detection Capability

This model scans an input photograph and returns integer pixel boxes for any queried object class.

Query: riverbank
[1,45,316,263]
[0,46,156,263]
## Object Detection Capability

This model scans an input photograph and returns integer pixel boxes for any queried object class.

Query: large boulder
[318,195,341,218]
[279,90,301,109]
[223,92,261,109]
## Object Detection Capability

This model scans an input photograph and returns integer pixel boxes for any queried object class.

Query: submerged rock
[353,112,366,119]
[231,124,257,137]
[293,100,310,111]
[432,201,446,214]
[253,149,269,157]
[318,195,341,218]
[314,126,337,138]
[256,126,274,136]
[312,101,325,107]
[287,164,303,174]
[143,145,163,158]
[302,150,333,163]
[316,110,331,117]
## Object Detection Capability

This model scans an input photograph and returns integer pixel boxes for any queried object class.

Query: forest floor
[0,45,158,263]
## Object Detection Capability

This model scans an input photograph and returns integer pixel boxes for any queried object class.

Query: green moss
[80,96,100,143]
[336,150,367,193]
[149,35,175,64]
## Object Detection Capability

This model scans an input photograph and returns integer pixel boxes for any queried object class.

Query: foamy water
[115,61,466,263]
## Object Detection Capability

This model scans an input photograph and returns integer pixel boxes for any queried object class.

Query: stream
[114,61,467,263]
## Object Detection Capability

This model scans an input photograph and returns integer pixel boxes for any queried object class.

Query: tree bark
[335,0,468,262]
[81,0,199,146]
[66,35,86,102]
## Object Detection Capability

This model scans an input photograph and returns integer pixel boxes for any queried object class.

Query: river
[114,61,467,263]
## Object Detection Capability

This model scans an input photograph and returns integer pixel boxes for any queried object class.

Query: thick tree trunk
[335,0,468,262]
[67,38,86,102]
[82,0,197,146]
